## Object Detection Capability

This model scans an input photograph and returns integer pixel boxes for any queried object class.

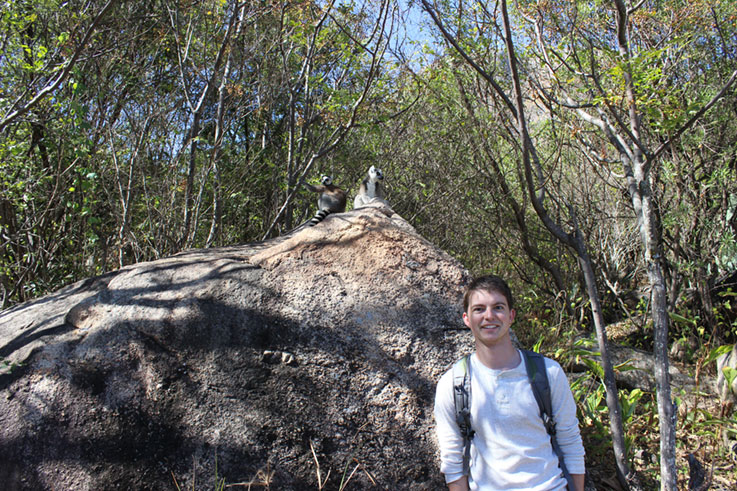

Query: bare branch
[419,0,518,119]
[627,0,648,16]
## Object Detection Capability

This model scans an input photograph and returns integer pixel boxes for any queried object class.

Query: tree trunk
[0,198,18,308]
[577,238,632,486]
[611,0,677,485]
[636,165,677,489]
[181,111,202,248]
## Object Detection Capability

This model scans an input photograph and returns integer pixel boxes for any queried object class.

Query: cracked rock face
[0,205,472,490]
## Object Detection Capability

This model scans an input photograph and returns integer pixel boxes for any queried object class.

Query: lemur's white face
[321,175,333,186]
[369,166,383,181]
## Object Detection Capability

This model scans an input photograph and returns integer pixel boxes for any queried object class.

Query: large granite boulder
[0,204,471,490]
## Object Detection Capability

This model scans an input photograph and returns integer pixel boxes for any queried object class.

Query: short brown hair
[463,275,515,312]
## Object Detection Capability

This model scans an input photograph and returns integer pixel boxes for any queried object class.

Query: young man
[434,275,585,490]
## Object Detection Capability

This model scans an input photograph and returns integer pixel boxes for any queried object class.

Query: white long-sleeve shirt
[434,351,585,490]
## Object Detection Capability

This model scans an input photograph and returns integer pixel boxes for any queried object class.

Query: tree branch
[419,0,518,119]
[651,69,737,163]
[0,0,115,133]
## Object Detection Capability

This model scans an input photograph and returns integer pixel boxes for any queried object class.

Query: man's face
[462,289,516,348]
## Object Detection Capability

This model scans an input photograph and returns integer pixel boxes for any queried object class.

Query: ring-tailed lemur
[353,165,386,208]
[303,175,347,226]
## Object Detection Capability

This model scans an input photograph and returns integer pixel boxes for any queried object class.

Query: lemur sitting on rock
[302,175,347,226]
[353,166,388,208]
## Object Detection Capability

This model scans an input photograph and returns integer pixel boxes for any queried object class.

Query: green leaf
[706,345,734,365]
[669,312,696,326]
[723,367,737,388]
[582,358,604,379]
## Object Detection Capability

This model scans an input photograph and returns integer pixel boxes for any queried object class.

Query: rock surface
[571,342,702,394]
[0,204,472,490]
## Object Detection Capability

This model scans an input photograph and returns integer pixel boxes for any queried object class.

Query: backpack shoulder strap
[521,349,575,490]
[522,349,554,430]
[452,354,474,476]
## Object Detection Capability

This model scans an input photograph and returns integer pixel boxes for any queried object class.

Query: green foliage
[620,388,644,426]
[0,0,404,306]
[705,344,734,365]
[1,358,23,373]
[723,367,737,389]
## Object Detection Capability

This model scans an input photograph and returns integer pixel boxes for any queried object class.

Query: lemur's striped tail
[308,209,330,226]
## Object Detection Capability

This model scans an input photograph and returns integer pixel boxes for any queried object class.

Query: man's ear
[510,309,516,323]
[462,311,471,328]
